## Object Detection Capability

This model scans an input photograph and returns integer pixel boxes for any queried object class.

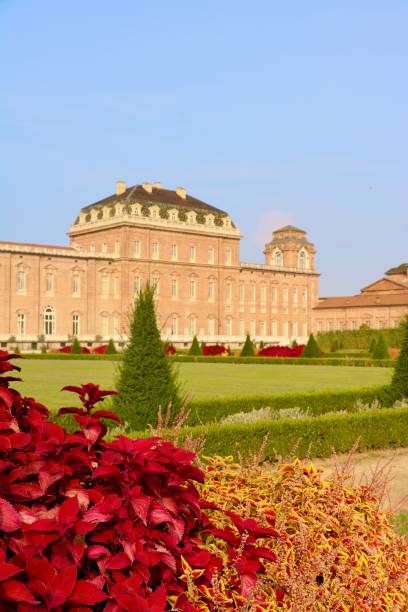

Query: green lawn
[13,360,393,411]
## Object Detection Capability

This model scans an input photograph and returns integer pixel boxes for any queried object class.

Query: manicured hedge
[187,386,387,426]
[178,406,408,460]
[317,328,404,351]
[19,353,393,367]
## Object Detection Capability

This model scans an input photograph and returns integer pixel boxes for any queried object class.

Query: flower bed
[257,344,305,357]
[58,345,91,354]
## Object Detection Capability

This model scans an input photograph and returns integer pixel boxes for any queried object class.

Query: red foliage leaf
[69,580,108,605]
[0,579,39,604]
[0,562,22,582]
[0,497,21,532]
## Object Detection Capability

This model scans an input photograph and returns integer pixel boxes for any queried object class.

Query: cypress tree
[302,333,321,358]
[372,333,388,360]
[71,337,82,354]
[389,317,408,400]
[188,335,201,356]
[114,283,183,430]
[105,338,117,354]
[240,334,255,357]
[369,337,376,354]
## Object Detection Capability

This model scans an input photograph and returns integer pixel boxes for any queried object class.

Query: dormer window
[273,249,283,266]
[169,209,178,222]
[298,249,309,270]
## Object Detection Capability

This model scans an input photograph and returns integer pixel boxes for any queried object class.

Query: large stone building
[313,263,408,332]
[0,181,319,348]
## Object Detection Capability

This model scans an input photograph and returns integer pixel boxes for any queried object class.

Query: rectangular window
[292,321,298,337]
[101,316,109,337]
[226,282,232,302]
[302,322,307,337]
[351,320,357,330]
[115,241,120,256]
[239,284,245,303]
[72,275,80,296]
[171,316,178,335]
[394,319,400,328]
[283,288,288,305]
[271,320,277,336]
[151,241,159,260]
[208,318,215,336]
[271,287,277,304]
[283,321,289,337]
[90,244,95,253]
[102,243,107,254]
[189,245,196,262]
[260,320,266,336]
[101,275,109,297]
[378,320,385,329]
[328,321,334,331]
[226,318,232,336]
[260,286,266,305]
[171,243,178,261]
[171,278,178,298]
[134,276,141,295]
[293,288,298,306]
[249,285,256,304]
[45,273,53,294]
[113,276,120,298]
[152,276,160,296]
[317,320,323,333]
[239,320,244,336]
[72,314,80,337]
[189,317,197,336]
[302,288,307,307]
[189,279,196,299]
[225,248,232,266]
[208,279,215,301]
[339,320,345,331]
[249,320,256,336]
[17,271,25,293]
[208,247,215,264]
[17,313,25,336]
[134,240,141,258]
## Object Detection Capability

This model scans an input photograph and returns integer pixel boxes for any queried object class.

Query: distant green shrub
[240,334,255,357]
[372,333,389,360]
[71,337,82,354]
[302,334,321,358]
[105,338,117,354]
[188,335,201,356]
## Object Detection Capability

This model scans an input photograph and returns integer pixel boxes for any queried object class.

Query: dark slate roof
[80,184,228,216]
[385,263,408,276]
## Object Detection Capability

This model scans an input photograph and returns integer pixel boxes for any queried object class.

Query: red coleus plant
[201,344,230,356]
[0,350,279,611]
[257,345,305,357]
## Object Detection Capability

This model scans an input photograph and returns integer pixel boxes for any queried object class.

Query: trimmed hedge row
[187,387,387,426]
[178,406,408,460]
[19,354,393,367]
[317,328,403,351]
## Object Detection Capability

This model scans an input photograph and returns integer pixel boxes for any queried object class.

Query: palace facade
[313,264,408,332]
[0,181,319,348]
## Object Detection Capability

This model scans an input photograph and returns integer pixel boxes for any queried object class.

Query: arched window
[273,249,283,266]
[298,249,309,269]
[43,307,55,336]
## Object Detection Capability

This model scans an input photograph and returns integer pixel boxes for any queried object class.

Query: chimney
[116,180,126,196]
[176,186,187,199]
[153,181,161,189]
[142,182,153,193]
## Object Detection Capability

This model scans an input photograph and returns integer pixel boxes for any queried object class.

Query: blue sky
[1,0,407,295]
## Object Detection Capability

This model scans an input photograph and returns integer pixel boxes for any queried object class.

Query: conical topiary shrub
[302,333,321,358]
[71,337,82,354]
[372,333,389,360]
[105,338,117,354]
[369,337,376,353]
[389,316,408,400]
[189,335,202,356]
[240,334,255,357]
[114,283,183,430]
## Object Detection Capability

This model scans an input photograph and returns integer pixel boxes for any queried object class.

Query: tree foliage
[114,283,183,430]
[188,335,202,356]
[105,338,117,354]
[302,334,321,358]
[390,316,408,400]
[372,333,389,360]
[240,334,255,357]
